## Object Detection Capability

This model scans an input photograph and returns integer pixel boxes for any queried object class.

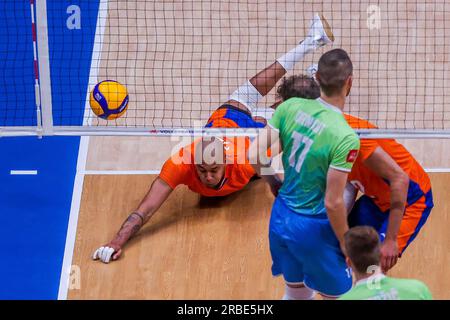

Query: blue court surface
[0,0,100,299]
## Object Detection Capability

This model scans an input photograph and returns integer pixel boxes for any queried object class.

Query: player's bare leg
[226,13,335,115]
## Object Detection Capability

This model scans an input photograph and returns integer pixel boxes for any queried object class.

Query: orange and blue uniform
[205,104,266,129]
[344,114,433,255]
[159,104,263,196]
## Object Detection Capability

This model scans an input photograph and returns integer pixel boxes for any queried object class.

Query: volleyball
[89,80,129,120]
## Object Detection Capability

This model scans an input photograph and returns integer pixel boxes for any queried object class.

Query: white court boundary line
[10,170,38,175]
[81,168,450,175]
[423,168,450,173]
[58,0,109,300]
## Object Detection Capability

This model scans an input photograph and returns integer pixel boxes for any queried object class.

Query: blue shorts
[205,104,266,128]
[269,196,352,297]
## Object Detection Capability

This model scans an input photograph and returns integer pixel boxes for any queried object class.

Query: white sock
[282,284,316,300]
[276,40,318,72]
[228,80,263,112]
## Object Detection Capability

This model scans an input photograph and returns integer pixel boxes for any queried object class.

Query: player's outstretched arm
[363,147,409,272]
[92,177,173,264]
[325,168,351,251]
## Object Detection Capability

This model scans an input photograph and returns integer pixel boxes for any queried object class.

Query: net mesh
[0,0,37,127]
[3,0,450,133]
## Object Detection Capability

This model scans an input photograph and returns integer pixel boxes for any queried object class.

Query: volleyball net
[1,0,449,138]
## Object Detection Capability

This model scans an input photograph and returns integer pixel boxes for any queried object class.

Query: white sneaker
[305,13,335,47]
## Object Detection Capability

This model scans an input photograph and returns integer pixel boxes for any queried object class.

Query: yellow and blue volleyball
[89,80,129,120]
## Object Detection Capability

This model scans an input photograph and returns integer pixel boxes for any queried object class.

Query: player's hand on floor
[92,243,122,263]
[380,239,399,272]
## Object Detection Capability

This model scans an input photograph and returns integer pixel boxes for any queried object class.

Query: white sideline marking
[10,170,38,175]
[58,137,89,300]
[424,168,450,173]
[58,0,109,300]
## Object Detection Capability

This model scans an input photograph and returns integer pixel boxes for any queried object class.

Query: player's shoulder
[328,115,360,144]
[394,278,433,299]
[315,99,356,129]
[395,277,429,287]
[163,142,197,172]
[162,154,193,178]
[388,277,430,292]
[159,151,195,189]
[283,97,312,106]
[275,97,311,113]
[229,161,256,181]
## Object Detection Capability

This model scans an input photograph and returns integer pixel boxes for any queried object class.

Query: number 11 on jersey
[288,131,314,173]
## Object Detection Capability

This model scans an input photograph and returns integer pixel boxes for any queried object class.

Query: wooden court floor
[66,0,450,300]
[68,173,449,300]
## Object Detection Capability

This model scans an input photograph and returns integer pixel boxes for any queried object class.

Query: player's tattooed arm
[110,177,173,248]
[111,213,144,247]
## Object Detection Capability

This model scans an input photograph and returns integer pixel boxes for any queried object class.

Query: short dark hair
[276,74,321,101]
[344,226,381,274]
[316,48,353,97]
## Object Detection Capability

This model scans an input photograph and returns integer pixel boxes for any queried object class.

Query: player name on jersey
[295,110,326,135]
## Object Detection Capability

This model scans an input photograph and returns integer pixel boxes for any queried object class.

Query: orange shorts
[348,189,434,255]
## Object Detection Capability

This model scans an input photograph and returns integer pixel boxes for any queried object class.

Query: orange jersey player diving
[159,134,258,197]
[160,104,274,196]
[344,114,434,270]
[92,14,334,264]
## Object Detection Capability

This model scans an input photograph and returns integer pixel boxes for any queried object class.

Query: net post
[35,0,53,136]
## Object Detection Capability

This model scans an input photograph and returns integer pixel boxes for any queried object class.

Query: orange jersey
[159,104,259,196]
[205,105,266,129]
[344,114,431,212]
[159,139,256,197]
[159,105,269,196]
